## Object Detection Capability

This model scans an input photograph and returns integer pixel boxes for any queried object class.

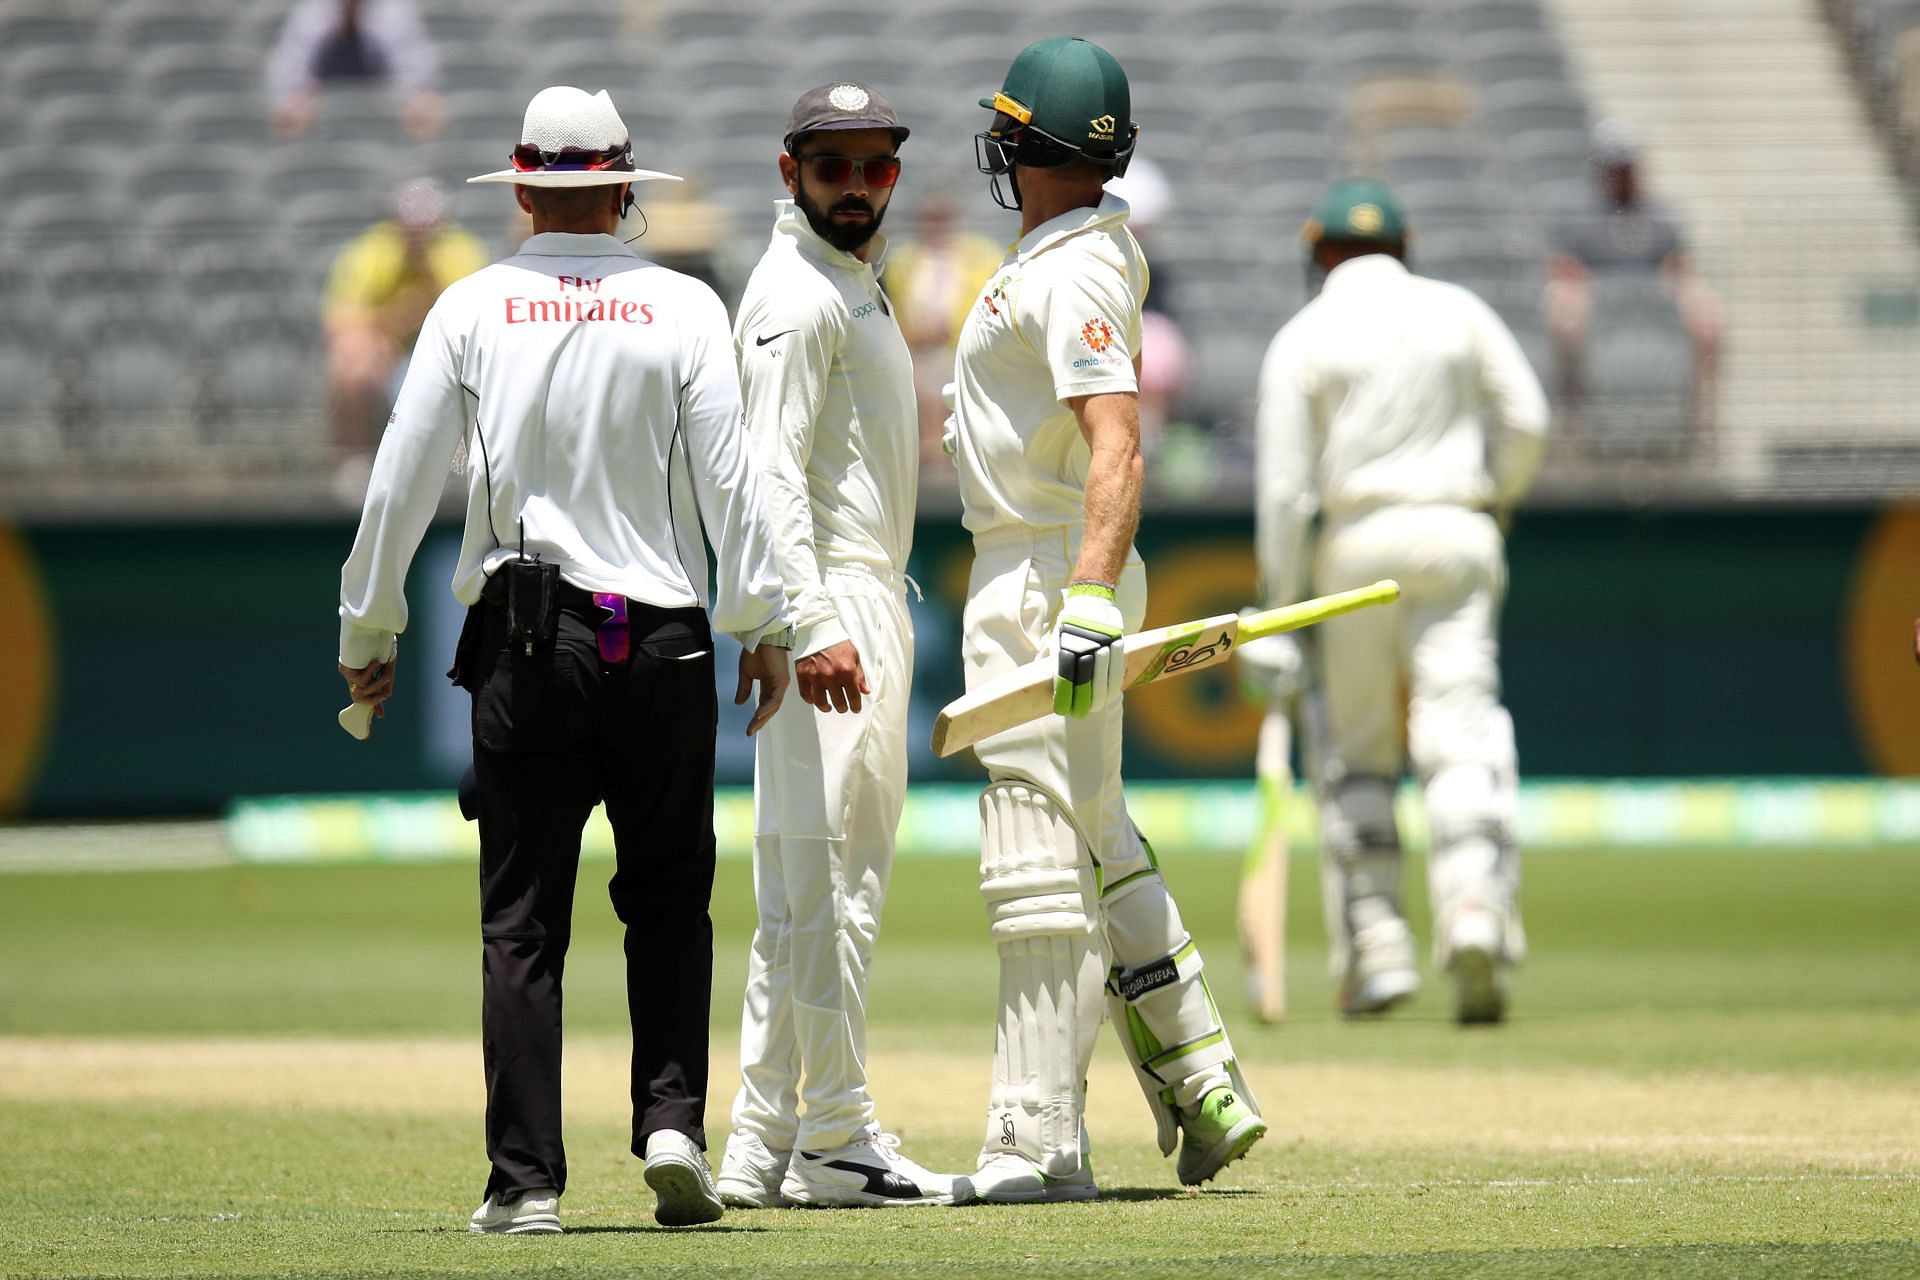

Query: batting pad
[979,781,1106,1177]
[1104,871,1257,1156]
[1318,773,1406,980]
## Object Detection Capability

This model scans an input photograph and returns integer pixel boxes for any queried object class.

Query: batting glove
[1052,582,1126,718]
[1236,629,1303,705]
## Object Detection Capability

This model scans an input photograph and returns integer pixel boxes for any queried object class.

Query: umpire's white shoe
[1447,909,1511,1025]
[1340,917,1421,1017]
[781,1130,970,1207]
[468,1188,561,1234]
[716,1130,790,1208]
[643,1130,725,1226]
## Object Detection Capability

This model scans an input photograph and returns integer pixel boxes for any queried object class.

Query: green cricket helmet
[976,36,1138,210]
[1302,178,1409,247]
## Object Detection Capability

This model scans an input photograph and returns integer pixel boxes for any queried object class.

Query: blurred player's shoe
[781,1129,970,1207]
[1340,917,1420,1017]
[467,1188,560,1234]
[716,1130,790,1208]
[1176,1085,1268,1186]
[970,1152,1098,1204]
[643,1130,724,1226]
[1447,909,1510,1025]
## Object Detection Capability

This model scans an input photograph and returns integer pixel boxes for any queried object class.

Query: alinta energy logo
[1080,316,1115,353]
[1088,113,1117,142]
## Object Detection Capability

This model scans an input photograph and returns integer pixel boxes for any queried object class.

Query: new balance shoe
[1176,1085,1268,1186]
[643,1130,725,1226]
[781,1130,969,1208]
[717,1130,790,1209]
[1339,917,1421,1017]
[970,1151,1098,1204]
[1447,909,1510,1026]
[468,1188,561,1234]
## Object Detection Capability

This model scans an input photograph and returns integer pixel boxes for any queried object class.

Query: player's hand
[338,652,399,720]
[1052,583,1126,718]
[1236,630,1302,704]
[796,640,870,715]
[735,644,790,736]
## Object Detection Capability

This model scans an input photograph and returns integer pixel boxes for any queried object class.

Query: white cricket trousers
[730,568,914,1153]
[1311,504,1522,951]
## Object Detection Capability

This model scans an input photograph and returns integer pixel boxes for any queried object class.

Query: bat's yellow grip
[1237,580,1400,643]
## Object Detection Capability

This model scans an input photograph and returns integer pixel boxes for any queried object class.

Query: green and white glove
[1052,582,1126,718]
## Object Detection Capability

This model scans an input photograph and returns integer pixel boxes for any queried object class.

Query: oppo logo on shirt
[505,275,655,325]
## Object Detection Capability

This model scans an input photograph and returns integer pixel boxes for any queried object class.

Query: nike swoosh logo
[755,330,797,347]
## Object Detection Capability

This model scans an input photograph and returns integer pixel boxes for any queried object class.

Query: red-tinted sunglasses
[511,141,636,173]
[803,154,902,187]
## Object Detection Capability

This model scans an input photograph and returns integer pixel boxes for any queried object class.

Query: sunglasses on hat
[510,141,636,173]
[801,154,902,188]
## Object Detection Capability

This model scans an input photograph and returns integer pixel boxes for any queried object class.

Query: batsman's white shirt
[728,203,918,1153]
[951,193,1145,536]
[338,232,787,669]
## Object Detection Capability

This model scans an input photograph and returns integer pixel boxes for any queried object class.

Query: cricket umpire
[950,37,1265,1202]
[336,86,794,1232]
[1252,179,1549,1024]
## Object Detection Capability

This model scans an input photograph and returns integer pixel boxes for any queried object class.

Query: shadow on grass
[375,1224,771,1236]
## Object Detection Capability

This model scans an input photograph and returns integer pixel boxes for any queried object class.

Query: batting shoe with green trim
[1176,1085,1267,1186]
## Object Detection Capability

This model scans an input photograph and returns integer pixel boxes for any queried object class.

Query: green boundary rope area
[224,779,1920,865]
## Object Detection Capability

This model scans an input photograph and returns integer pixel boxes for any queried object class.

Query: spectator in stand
[268,0,444,140]
[1544,120,1721,424]
[883,192,1004,463]
[325,177,488,496]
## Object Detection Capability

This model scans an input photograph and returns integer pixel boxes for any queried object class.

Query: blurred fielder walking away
[336,86,792,1232]
[716,82,967,1210]
[950,37,1266,1203]
[1251,179,1549,1024]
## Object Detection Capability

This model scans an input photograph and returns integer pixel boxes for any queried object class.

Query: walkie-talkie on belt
[504,518,560,656]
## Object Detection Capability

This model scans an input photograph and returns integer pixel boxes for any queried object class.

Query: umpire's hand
[736,644,791,736]
[339,653,399,720]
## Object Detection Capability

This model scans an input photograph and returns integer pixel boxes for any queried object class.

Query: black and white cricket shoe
[468,1188,561,1234]
[779,1129,971,1207]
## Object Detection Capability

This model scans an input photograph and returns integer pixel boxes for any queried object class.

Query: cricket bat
[930,579,1399,758]
[1238,706,1292,1024]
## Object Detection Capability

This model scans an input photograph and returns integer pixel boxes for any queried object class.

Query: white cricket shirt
[1254,253,1549,602]
[339,231,788,668]
[950,193,1145,536]
[733,201,917,659]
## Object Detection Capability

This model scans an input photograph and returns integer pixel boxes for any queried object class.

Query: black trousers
[458,589,718,1201]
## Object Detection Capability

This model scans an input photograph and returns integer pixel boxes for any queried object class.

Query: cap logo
[1349,204,1385,235]
[828,84,870,112]
[1089,114,1117,142]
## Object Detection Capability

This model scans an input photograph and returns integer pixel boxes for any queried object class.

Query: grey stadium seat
[1445,0,1553,41]
[0,10,95,54]
[124,144,254,206]
[169,91,274,147]
[143,192,278,256]
[35,95,158,148]
[0,146,110,207]
[1159,2,1293,42]
[1206,83,1337,139]
[261,141,397,203]
[136,44,265,101]
[104,1,235,55]
[7,47,123,101]
[1582,278,1692,454]
[1457,31,1570,86]
[5,197,122,257]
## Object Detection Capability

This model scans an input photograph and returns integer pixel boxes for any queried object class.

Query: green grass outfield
[1,839,1916,1278]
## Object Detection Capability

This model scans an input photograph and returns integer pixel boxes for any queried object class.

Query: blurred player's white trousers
[730,569,913,1153]
[1311,504,1523,956]
[963,525,1227,1117]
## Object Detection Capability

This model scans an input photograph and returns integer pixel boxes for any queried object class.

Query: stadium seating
[0,0,1633,481]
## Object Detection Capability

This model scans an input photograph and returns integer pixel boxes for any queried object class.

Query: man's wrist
[1067,580,1116,601]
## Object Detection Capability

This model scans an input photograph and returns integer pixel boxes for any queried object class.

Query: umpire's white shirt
[339,231,788,668]
[1254,253,1549,601]
[951,193,1145,536]
[733,201,917,658]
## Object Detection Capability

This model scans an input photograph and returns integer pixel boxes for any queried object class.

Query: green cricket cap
[1302,179,1408,245]
[979,36,1132,161]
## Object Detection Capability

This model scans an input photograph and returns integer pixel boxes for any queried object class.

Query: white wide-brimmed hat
[469,86,681,187]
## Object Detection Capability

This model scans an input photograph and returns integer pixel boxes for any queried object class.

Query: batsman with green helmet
[948,36,1266,1203]
[1252,178,1551,1024]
